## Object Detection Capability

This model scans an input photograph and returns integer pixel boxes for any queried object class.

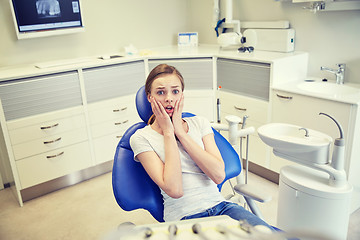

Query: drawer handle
[113,107,127,112]
[114,120,129,125]
[46,151,64,159]
[276,94,293,100]
[44,137,62,145]
[234,106,247,111]
[40,123,59,130]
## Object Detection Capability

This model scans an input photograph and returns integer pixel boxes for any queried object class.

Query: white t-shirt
[130,115,225,221]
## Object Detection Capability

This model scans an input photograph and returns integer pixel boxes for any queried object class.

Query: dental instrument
[192,223,210,240]
[168,224,178,240]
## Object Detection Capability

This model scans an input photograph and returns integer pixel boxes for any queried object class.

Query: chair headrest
[136,86,153,123]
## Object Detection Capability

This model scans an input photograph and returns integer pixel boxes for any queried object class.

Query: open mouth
[165,105,174,114]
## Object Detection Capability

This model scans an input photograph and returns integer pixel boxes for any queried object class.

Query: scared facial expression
[148,74,183,117]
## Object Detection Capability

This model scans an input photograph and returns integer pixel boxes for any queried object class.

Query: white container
[277,165,353,240]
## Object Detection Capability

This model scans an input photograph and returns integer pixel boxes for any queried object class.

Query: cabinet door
[217,58,271,101]
[83,61,145,103]
[219,91,269,167]
[0,72,82,121]
[148,58,213,90]
[271,90,352,173]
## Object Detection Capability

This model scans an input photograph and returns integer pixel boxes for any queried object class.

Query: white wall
[188,0,360,84]
[0,0,189,66]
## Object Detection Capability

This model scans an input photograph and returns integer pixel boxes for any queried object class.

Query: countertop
[272,78,360,105]
[0,45,306,81]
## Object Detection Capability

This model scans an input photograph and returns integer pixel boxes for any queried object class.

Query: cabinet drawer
[83,61,145,103]
[88,95,136,125]
[12,127,88,160]
[8,114,86,145]
[220,91,268,126]
[90,117,132,139]
[93,133,122,164]
[0,72,82,121]
[16,141,92,189]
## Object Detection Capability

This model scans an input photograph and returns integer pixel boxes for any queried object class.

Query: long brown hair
[146,64,185,125]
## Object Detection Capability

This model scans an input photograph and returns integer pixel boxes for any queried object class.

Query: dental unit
[258,112,353,239]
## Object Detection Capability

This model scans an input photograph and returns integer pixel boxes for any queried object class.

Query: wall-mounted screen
[10,0,85,39]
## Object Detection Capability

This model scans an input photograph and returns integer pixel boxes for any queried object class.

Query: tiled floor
[0,172,359,239]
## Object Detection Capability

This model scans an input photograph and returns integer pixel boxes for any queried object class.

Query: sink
[258,123,332,164]
[297,82,360,96]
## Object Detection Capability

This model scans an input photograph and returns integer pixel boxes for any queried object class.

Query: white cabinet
[1,105,92,197]
[217,58,271,168]
[219,91,269,167]
[87,96,140,164]
[82,62,145,164]
[0,71,89,204]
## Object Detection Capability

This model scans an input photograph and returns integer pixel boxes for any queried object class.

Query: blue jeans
[180,201,274,231]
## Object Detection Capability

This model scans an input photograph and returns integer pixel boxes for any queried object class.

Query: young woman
[130,64,272,229]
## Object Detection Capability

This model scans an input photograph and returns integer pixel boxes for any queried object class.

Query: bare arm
[136,134,183,198]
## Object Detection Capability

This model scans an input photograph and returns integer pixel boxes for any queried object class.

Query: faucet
[299,127,309,137]
[320,63,346,84]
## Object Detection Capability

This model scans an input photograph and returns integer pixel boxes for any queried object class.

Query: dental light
[214,0,257,50]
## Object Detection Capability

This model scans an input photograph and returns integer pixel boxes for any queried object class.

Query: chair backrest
[112,86,241,222]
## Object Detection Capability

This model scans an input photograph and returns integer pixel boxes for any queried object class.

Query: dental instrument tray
[103,215,328,240]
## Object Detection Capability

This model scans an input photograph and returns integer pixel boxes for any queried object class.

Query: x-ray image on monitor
[36,0,61,18]
[10,0,84,39]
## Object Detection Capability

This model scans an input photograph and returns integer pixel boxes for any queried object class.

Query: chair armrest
[211,123,229,131]
[234,184,272,203]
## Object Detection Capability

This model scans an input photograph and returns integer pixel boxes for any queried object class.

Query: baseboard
[243,159,279,185]
[20,161,113,202]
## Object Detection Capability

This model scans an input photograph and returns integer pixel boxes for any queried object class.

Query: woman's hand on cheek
[173,94,185,136]
[150,96,174,135]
